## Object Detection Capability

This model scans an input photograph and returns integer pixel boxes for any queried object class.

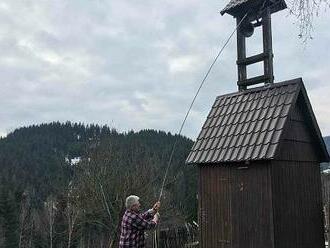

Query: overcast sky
[0,0,329,139]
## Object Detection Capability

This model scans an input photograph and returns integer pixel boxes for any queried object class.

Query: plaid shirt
[119,209,156,248]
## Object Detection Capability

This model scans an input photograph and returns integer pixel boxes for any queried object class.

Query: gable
[277,90,329,162]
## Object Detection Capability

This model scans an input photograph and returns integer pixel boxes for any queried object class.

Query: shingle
[266,144,278,158]
[216,136,226,149]
[265,104,277,119]
[236,135,246,147]
[210,136,219,150]
[204,127,214,138]
[261,118,272,132]
[233,111,243,124]
[256,130,267,145]
[245,146,254,160]
[210,126,219,138]
[247,119,258,133]
[247,132,258,146]
[186,79,302,164]
[281,104,291,117]
[229,134,240,148]
[218,149,228,161]
[258,107,268,120]
[272,129,282,143]
[188,150,199,163]
[214,97,222,107]
[228,123,237,136]
[221,0,248,15]
[276,93,287,105]
[251,144,263,160]
[273,105,283,118]
[204,137,214,150]
[207,148,219,162]
[264,131,273,144]
[230,148,240,161]
[203,118,212,128]
[192,139,203,151]
[223,136,232,148]
[237,100,246,113]
[268,118,277,131]
[199,138,209,151]
[255,119,264,131]
[220,114,231,127]
[237,145,248,161]
[275,117,286,130]
[214,105,224,117]
[285,92,296,104]
[242,133,250,146]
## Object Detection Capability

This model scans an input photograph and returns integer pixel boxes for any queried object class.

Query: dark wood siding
[271,100,325,247]
[199,165,231,248]
[199,163,274,248]
[231,163,273,248]
[271,161,324,248]
[277,99,320,162]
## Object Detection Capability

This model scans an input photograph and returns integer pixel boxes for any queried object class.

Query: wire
[158,12,249,202]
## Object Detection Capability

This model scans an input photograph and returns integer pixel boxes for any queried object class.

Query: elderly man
[119,195,160,248]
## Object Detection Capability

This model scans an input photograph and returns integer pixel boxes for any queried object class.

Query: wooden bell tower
[220,0,287,90]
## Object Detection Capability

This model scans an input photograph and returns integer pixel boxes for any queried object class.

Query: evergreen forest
[1,122,330,247]
[0,122,197,247]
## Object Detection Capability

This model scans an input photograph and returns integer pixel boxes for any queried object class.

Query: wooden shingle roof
[220,0,287,17]
[186,78,329,164]
[220,0,251,15]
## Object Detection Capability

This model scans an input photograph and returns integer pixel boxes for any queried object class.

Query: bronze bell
[239,21,254,37]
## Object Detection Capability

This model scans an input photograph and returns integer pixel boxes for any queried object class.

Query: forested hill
[0,122,196,247]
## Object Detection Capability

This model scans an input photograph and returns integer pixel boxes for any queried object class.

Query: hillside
[0,122,196,247]
[1,123,328,247]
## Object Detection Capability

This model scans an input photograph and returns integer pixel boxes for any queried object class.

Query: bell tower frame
[237,8,274,90]
[221,0,287,90]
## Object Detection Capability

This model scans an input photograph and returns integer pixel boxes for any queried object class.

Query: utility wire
[158,13,249,202]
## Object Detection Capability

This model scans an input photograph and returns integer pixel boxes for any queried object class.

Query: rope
[153,12,250,248]
[157,12,249,202]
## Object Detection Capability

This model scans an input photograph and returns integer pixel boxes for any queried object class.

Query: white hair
[125,195,140,209]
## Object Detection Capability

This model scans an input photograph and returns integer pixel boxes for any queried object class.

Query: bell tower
[220,0,287,90]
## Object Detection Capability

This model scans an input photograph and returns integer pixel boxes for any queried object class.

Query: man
[119,195,160,248]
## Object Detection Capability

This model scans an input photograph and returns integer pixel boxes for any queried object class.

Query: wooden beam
[236,16,247,91]
[237,52,267,66]
[237,75,269,86]
[262,8,274,84]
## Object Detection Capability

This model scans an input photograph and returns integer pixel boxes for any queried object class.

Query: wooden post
[237,16,247,91]
[262,8,274,84]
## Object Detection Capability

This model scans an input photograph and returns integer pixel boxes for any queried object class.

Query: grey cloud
[0,0,329,139]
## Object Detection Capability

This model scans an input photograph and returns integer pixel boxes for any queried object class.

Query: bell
[239,21,254,37]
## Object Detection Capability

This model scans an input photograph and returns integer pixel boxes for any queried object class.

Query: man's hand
[152,201,160,212]
[153,212,160,224]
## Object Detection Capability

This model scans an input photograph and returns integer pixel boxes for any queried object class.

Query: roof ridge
[216,78,302,100]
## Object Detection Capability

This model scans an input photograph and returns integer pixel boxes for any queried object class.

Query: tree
[288,0,329,42]
[44,196,57,248]
[0,187,19,248]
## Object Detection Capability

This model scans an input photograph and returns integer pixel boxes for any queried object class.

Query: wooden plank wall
[199,165,231,248]
[271,161,324,248]
[199,163,273,248]
[272,100,324,248]
[231,164,273,248]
